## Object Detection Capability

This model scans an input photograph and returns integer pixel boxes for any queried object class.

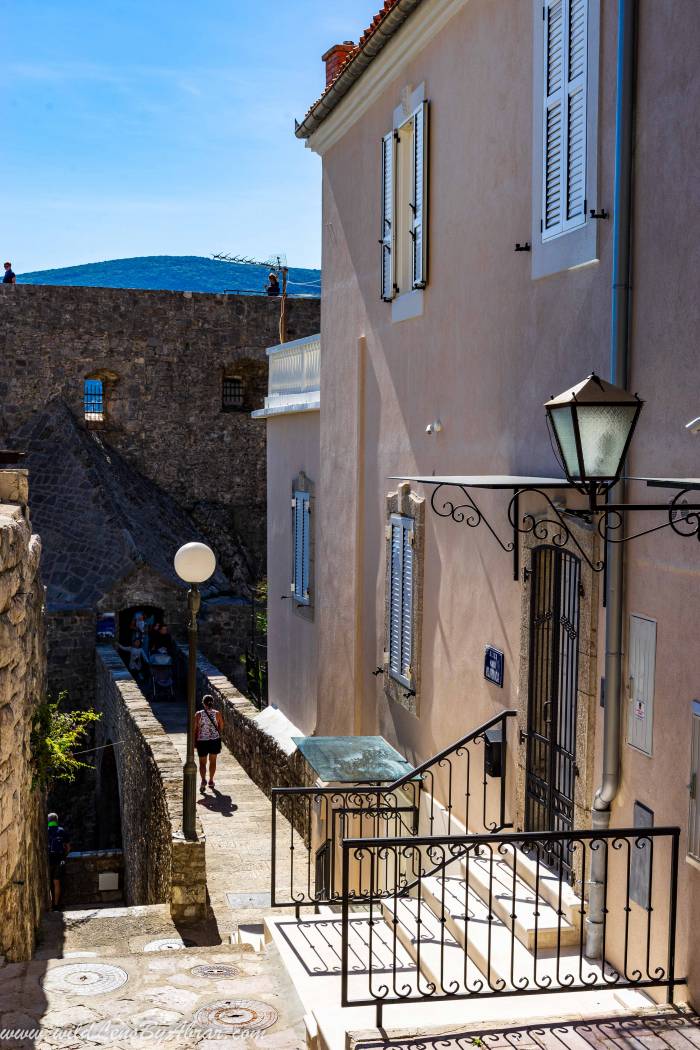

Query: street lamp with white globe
[174,541,217,840]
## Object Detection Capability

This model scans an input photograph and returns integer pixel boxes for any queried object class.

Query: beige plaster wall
[265,411,320,735]
[313,0,700,1003]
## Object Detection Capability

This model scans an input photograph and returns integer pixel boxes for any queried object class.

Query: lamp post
[545,372,643,510]
[174,541,216,840]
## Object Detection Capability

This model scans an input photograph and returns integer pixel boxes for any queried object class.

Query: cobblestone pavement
[0,907,305,1050]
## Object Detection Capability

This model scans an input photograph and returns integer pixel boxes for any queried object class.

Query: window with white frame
[291,489,311,606]
[689,701,700,861]
[381,100,428,302]
[387,514,414,687]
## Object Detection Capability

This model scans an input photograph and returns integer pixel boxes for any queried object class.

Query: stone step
[381,895,488,995]
[457,850,580,949]
[487,842,583,929]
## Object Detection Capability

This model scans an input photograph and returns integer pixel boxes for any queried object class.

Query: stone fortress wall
[0,470,47,961]
[0,284,320,583]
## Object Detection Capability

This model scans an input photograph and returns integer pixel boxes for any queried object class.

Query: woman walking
[195,694,223,791]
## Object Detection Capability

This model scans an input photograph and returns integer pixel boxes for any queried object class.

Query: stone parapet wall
[190,651,314,801]
[62,849,124,907]
[0,470,47,961]
[95,646,207,922]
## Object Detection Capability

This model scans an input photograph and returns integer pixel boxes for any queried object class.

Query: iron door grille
[525,545,581,876]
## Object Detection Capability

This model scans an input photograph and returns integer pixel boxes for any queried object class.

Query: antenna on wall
[211,252,289,343]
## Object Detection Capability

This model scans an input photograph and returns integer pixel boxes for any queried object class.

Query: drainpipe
[586,0,638,959]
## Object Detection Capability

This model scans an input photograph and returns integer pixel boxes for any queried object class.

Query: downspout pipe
[586,0,638,959]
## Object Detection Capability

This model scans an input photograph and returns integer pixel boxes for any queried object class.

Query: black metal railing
[271,709,516,909]
[339,827,682,1026]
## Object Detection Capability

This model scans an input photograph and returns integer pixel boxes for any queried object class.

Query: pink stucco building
[259,0,700,1038]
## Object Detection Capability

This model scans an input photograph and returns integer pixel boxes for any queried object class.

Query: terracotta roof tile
[297,0,410,137]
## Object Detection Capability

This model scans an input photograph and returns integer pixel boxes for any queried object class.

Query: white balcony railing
[253,333,320,416]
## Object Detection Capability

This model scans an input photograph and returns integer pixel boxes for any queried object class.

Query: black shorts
[196,739,222,757]
[49,859,65,882]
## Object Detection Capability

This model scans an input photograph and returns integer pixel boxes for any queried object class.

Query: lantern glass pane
[550,406,581,477]
[576,404,638,478]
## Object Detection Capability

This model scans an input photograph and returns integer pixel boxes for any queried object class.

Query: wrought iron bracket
[427,482,700,582]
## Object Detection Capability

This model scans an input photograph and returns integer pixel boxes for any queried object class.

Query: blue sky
[2,1,382,272]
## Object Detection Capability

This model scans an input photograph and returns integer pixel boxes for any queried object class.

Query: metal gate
[525,546,581,876]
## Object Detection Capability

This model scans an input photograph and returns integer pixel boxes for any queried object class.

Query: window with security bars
[291,490,311,606]
[387,514,414,687]
[222,375,245,411]
[541,0,588,241]
[689,701,700,861]
[84,379,104,423]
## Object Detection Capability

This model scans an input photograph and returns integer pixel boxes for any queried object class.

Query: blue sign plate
[484,646,504,688]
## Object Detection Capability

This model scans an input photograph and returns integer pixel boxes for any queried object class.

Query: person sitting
[3,262,16,285]
[266,271,280,297]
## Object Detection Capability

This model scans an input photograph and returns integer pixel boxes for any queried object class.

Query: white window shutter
[292,490,311,605]
[388,515,413,687]
[389,518,403,677]
[541,0,588,241]
[411,102,428,289]
[627,615,656,756]
[563,0,587,229]
[689,702,700,860]
[542,0,565,239]
[400,525,414,679]
[381,132,395,301]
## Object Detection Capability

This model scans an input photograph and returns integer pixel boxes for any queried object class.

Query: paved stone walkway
[0,905,305,1050]
[149,697,278,941]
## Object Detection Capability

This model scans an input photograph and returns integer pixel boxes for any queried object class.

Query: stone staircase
[265,841,652,1050]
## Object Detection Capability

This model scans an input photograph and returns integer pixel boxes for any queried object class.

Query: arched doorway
[97,741,123,850]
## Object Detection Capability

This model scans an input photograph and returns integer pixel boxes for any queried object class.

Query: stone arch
[97,740,123,850]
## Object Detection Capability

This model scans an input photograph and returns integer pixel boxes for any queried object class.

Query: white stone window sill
[391,288,424,323]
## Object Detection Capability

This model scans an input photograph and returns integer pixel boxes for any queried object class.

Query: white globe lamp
[174,542,216,585]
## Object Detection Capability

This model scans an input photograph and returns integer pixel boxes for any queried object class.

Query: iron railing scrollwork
[271,709,516,910]
[339,827,682,1026]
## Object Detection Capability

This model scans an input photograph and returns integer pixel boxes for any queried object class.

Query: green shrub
[30,693,101,788]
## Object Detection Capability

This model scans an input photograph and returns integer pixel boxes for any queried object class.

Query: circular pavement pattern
[44,963,129,997]
[191,963,241,979]
[194,999,279,1034]
[143,937,193,952]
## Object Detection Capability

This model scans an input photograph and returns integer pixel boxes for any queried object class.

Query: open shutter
[627,615,656,756]
[380,131,395,301]
[389,518,403,677]
[411,102,428,289]
[563,0,587,229]
[689,702,700,860]
[292,491,311,604]
[388,515,413,687]
[542,0,565,239]
[400,523,414,680]
[302,495,311,601]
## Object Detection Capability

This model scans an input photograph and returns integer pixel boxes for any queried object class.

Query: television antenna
[212,252,289,342]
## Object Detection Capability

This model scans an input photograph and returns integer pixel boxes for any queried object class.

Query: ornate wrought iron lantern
[545,374,642,500]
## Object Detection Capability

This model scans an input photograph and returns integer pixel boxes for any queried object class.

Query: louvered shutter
[380,132,395,301]
[627,615,656,756]
[302,495,311,602]
[542,0,565,238]
[542,0,588,241]
[411,102,428,289]
[388,515,413,687]
[400,522,414,680]
[563,0,587,229]
[689,702,700,860]
[292,491,310,604]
